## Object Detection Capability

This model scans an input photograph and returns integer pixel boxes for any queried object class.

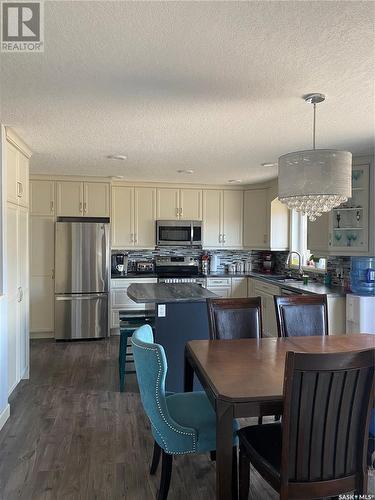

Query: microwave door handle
[190,223,194,246]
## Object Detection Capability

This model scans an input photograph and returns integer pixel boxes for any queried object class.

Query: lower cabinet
[231,277,248,298]
[253,281,281,338]
[206,277,232,298]
[110,278,157,330]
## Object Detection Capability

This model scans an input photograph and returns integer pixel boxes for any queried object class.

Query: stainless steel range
[155,256,206,286]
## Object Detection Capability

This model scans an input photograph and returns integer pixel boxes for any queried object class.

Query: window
[289,210,326,272]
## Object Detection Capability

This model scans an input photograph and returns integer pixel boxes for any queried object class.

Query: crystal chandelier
[278,93,352,221]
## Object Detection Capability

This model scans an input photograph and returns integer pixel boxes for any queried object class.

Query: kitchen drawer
[207,286,231,298]
[111,277,157,288]
[207,277,232,287]
[253,280,280,296]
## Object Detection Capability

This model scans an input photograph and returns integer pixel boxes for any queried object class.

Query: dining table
[184,334,375,500]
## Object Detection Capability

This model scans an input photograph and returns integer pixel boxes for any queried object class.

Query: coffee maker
[111,252,129,276]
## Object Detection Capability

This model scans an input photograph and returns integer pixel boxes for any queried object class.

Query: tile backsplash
[112,247,351,287]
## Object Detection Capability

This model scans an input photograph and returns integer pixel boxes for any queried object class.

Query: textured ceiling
[0,1,374,184]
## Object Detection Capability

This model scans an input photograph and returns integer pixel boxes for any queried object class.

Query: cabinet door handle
[17,182,22,197]
[51,269,55,280]
[134,233,137,244]
[79,202,83,213]
[223,234,226,243]
[219,234,222,243]
[17,286,22,302]
[176,207,179,218]
[131,233,134,243]
[263,234,267,244]
[83,202,87,214]
[180,208,183,217]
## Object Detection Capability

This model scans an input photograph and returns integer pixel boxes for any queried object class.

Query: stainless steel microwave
[156,220,202,247]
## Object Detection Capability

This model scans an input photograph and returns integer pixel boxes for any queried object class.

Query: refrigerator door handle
[56,294,106,301]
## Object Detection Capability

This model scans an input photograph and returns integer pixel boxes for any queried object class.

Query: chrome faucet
[286,251,303,277]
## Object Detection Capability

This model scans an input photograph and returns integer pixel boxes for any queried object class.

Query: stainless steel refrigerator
[54,220,109,340]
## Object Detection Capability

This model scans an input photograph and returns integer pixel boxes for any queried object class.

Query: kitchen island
[128,283,217,391]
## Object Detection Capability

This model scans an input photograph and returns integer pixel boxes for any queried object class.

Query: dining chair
[238,348,375,500]
[206,297,263,340]
[131,324,239,500]
[274,294,329,337]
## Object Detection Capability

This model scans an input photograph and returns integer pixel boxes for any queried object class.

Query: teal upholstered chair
[131,325,239,500]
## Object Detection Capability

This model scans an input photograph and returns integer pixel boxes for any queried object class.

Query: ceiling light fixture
[107,154,127,160]
[177,169,194,174]
[228,179,242,183]
[261,162,277,168]
[278,93,352,221]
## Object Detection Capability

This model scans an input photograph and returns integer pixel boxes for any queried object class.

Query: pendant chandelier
[278,93,352,221]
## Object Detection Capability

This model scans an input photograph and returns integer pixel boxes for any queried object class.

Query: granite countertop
[127,283,218,303]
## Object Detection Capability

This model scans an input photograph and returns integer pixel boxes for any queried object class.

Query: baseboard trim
[30,331,54,339]
[0,404,10,431]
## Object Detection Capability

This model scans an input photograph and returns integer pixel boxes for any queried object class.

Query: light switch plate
[158,304,166,317]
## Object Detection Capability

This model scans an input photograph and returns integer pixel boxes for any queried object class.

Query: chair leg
[257,416,263,425]
[157,450,173,500]
[239,448,250,500]
[210,450,216,461]
[150,441,161,475]
[232,446,238,500]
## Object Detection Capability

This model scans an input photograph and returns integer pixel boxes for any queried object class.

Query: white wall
[0,124,10,430]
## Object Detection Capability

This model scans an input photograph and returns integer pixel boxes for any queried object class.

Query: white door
[84,182,110,217]
[203,190,222,247]
[244,189,269,248]
[56,181,84,216]
[222,190,243,247]
[7,204,19,393]
[30,180,55,216]
[6,141,19,205]
[156,188,179,220]
[180,189,202,220]
[112,186,134,247]
[18,152,29,208]
[134,187,156,248]
[231,278,247,298]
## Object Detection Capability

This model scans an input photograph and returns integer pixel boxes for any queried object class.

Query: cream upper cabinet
[156,188,180,220]
[56,181,84,216]
[203,189,243,248]
[6,140,29,207]
[156,187,202,220]
[134,187,156,247]
[18,153,29,208]
[84,182,110,217]
[112,186,134,247]
[244,189,269,248]
[203,189,222,247]
[179,188,202,220]
[222,190,243,247]
[30,180,55,215]
[6,141,19,205]
[244,189,289,251]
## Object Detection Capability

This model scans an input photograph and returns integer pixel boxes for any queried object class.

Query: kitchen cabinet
[156,187,202,220]
[253,280,280,338]
[247,277,256,297]
[110,278,157,329]
[308,161,373,256]
[231,277,248,298]
[112,186,156,248]
[206,277,232,298]
[6,131,31,395]
[244,189,289,250]
[30,180,55,215]
[203,189,243,248]
[6,140,29,208]
[30,216,55,336]
[7,204,29,394]
[56,181,110,217]
[84,182,110,217]
[56,181,83,216]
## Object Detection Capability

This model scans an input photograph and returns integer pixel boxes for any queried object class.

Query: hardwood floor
[0,338,372,500]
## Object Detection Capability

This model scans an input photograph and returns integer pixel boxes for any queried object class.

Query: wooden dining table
[184,334,375,500]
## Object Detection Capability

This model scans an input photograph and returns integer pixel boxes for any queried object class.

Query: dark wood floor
[0,339,372,500]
